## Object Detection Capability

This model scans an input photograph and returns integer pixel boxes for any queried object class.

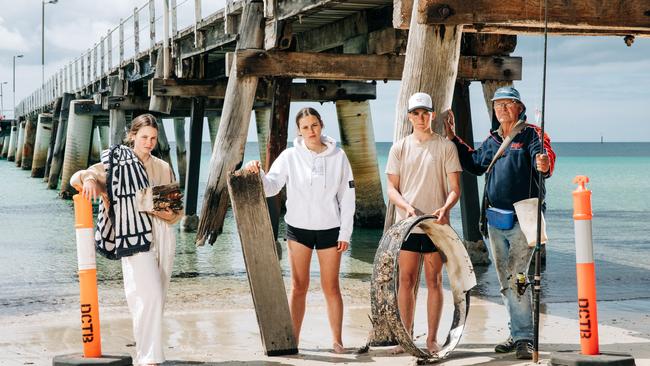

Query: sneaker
[494,337,515,353]
[515,340,533,360]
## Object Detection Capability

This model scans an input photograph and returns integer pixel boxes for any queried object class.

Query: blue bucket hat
[490,86,527,125]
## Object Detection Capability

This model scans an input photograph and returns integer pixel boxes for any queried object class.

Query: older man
[444,86,555,360]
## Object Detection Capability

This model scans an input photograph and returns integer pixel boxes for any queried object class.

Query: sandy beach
[2,275,649,366]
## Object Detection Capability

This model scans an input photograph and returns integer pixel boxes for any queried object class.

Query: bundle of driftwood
[152,183,183,212]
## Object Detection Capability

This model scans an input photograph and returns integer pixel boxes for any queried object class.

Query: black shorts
[286,224,340,250]
[401,233,438,253]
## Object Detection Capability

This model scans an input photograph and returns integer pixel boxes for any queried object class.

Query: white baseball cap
[407,92,433,113]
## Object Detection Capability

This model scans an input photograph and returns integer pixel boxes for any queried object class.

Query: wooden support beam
[150,78,377,101]
[108,76,128,145]
[48,93,74,189]
[150,78,229,98]
[368,28,408,55]
[275,0,338,21]
[232,50,522,81]
[182,97,205,232]
[73,103,105,116]
[419,0,650,28]
[452,80,482,242]
[21,117,37,170]
[295,12,368,52]
[462,33,517,56]
[265,77,291,241]
[196,0,265,246]
[149,51,173,114]
[226,170,298,356]
[173,117,187,190]
[106,95,151,111]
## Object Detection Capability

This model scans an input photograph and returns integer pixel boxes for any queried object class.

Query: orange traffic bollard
[72,194,102,358]
[572,176,599,355]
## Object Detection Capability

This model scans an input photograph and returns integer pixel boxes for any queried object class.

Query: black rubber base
[550,350,635,366]
[52,354,132,366]
[266,348,299,356]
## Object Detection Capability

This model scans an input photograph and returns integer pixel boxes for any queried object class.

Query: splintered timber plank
[226,170,297,356]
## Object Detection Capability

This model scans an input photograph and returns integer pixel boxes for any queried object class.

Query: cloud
[0,16,29,52]
[46,20,118,53]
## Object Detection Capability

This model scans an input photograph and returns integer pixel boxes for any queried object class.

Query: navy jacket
[452,124,556,211]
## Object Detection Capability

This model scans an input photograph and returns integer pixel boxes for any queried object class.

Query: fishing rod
[533,0,549,362]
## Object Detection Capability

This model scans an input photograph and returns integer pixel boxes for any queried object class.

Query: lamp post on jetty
[42,0,58,89]
[0,82,7,120]
[13,54,23,119]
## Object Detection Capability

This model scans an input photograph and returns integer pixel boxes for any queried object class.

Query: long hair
[124,113,159,147]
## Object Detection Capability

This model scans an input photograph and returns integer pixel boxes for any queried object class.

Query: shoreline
[2,277,649,366]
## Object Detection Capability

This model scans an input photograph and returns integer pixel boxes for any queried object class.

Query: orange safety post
[572,175,599,355]
[72,193,102,358]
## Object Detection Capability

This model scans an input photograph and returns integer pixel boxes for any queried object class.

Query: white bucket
[513,197,548,247]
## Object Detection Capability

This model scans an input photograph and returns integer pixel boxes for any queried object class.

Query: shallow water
[1,142,649,316]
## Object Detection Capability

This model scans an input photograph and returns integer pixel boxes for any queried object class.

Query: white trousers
[121,217,176,365]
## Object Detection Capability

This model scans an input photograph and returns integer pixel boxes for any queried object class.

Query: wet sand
[1,276,649,366]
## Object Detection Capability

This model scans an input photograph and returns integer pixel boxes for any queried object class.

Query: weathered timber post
[15,120,26,167]
[48,93,74,189]
[109,76,128,145]
[452,80,490,266]
[89,125,102,165]
[182,98,205,232]
[153,118,173,167]
[383,13,463,232]
[43,98,62,181]
[173,117,187,190]
[6,124,17,161]
[31,113,53,178]
[265,78,292,242]
[226,170,298,355]
[98,125,110,150]
[60,100,95,199]
[196,0,265,245]
[254,107,271,168]
[335,100,386,228]
[207,116,220,149]
[149,51,172,114]
[21,116,38,170]
[372,0,464,346]
[0,135,8,158]
[265,78,291,172]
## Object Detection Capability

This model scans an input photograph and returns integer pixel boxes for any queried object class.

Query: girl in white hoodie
[245,107,355,353]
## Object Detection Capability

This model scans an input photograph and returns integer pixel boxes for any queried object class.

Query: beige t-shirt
[386,133,462,230]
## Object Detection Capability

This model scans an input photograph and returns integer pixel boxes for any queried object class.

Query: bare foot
[333,342,346,354]
[390,345,405,355]
[427,340,441,354]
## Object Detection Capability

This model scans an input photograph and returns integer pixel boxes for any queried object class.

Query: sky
[1,0,649,142]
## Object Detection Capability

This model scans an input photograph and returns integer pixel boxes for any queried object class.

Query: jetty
[2,0,647,248]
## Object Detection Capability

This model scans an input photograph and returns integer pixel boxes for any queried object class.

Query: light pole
[42,0,58,88]
[13,54,23,119]
[0,81,8,120]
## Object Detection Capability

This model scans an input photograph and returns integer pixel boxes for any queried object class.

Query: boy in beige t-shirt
[386,92,462,354]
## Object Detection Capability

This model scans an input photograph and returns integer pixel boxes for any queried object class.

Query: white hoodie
[260,135,356,242]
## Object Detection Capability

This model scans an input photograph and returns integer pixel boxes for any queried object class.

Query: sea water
[1,142,649,316]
